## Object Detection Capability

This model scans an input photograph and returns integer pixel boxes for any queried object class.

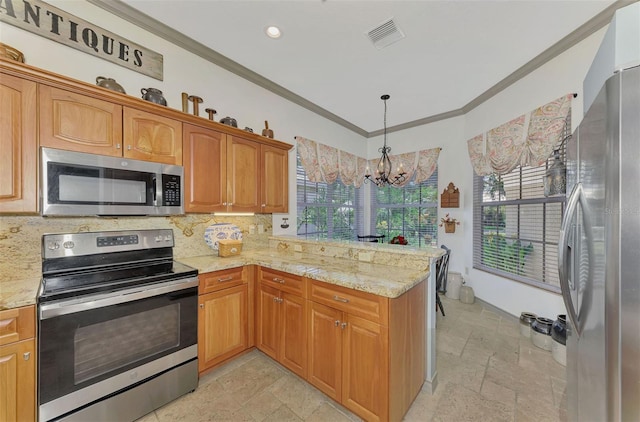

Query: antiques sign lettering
[0,0,163,80]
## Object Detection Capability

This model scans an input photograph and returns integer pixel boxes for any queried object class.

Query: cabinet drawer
[199,267,245,294]
[259,267,306,297]
[310,281,388,325]
[0,305,35,346]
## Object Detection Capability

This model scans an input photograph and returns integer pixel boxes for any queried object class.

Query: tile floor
[137,295,567,421]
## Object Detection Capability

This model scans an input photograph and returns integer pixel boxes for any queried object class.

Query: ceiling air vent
[366,18,405,49]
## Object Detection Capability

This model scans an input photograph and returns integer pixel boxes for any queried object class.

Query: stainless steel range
[37,229,199,422]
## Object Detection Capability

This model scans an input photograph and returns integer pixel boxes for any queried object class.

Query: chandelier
[364,94,406,187]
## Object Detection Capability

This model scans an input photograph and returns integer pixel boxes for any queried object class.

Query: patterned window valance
[296,137,441,188]
[467,93,573,176]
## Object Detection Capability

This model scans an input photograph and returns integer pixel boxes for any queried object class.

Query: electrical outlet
[258,224,264,233]
[294,244,302,252]
[249,225,256,235]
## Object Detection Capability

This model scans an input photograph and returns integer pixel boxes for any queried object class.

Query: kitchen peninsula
[181,236,443,422]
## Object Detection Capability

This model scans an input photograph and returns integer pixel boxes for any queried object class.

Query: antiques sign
[0,0,163,80]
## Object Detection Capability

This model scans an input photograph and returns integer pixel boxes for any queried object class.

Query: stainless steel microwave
[41,147,184,216]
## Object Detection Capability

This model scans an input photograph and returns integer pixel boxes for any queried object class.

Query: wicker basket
[218,239,243,257]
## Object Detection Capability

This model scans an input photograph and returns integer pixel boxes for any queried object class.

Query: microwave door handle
[152,175,161,206]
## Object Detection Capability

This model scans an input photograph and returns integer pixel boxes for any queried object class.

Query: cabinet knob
[23,352,30,361]
[341,322,348,330]
[199,304,204,309]
[223,202,227,206]
[262,204,266,207]
[116,144,121,149]
[334,320,340,327]
[333,295,350,303]
[273,277,285,284]
[218,276,234,283]
[127,145,132,150]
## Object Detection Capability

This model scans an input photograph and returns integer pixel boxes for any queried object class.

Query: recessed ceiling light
[265,26,282,39]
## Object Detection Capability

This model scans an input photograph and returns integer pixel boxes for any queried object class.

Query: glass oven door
[38,279,197,420]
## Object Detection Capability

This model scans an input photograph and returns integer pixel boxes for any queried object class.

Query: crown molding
[88,0,634,138]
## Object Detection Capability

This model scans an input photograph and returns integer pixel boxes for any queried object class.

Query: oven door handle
[39,277,199,320]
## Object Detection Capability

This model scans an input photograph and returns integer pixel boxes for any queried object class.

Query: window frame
[296,155,364,241]
[369,168,439,248]
[472,121,570,293]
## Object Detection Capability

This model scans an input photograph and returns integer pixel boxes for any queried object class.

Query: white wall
[0,0,367,238]
[365,27,607,318]
[1,1,609,318]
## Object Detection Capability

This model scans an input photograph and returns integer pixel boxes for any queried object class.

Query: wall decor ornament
[0,0,163,79]
[440,182,460,208]
[440,214,460,233]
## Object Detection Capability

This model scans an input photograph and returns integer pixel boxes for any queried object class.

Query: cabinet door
[0,339,36,422]
[123,107,182,165]
[342,314,389,422]
[256,284,280,361]
[183,124,227,212]
[260,145,288,213]
[280,292,307,378]
[227,136,260,213]
[39,85,122,156]
[308,302,342,401]
[198,285,248,373]
[0,74,37,213]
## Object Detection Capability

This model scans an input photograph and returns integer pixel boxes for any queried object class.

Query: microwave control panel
[162,174,182,206]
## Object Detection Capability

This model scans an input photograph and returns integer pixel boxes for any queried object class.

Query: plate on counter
[204,223,243,250]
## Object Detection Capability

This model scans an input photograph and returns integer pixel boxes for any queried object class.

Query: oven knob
[47,241,60,250]
[164,235,172,242]
[154,236,163,242]
[63,241,75,249]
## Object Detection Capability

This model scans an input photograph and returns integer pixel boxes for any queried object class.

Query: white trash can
[445,272,463,300]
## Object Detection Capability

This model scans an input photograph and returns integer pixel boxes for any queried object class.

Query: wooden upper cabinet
[227,136,261,213]
[39,85,123,156]
[261,144,288,213]
[183,123,226,212]
[123,107,183,165]
[0,73,38,214]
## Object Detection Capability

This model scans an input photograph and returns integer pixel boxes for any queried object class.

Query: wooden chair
[435,245,451,316]
[357,235,385,243]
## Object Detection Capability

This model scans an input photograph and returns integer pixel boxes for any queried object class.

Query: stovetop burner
[39,229,198,303]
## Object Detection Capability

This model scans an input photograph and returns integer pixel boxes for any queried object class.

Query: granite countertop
[179,249,431,299]
[1,246,436,310]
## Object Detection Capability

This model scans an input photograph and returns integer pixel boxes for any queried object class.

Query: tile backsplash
[0,214,272,284]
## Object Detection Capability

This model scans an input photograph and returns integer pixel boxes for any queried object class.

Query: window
[472,123,570,292]
[296,155,364,240]
[371,168,439,247]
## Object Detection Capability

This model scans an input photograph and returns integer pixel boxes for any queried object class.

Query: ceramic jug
[220,117,238,127]
[96,76,126,94]
[141,88,167,106]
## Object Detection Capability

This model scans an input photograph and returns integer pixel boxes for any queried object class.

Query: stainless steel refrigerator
[558,64,640,421]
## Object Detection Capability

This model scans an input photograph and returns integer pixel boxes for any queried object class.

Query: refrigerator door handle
[559,182,582,337]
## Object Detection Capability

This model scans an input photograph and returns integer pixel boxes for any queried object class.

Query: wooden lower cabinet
[0,306,36,422]
[308,280,425,422]
[308,301,389,421]
[198,269,249,374]
[256,282,307,378]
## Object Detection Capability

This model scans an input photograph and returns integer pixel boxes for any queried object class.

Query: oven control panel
[42,229,175,259]
[97,235,139,247]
